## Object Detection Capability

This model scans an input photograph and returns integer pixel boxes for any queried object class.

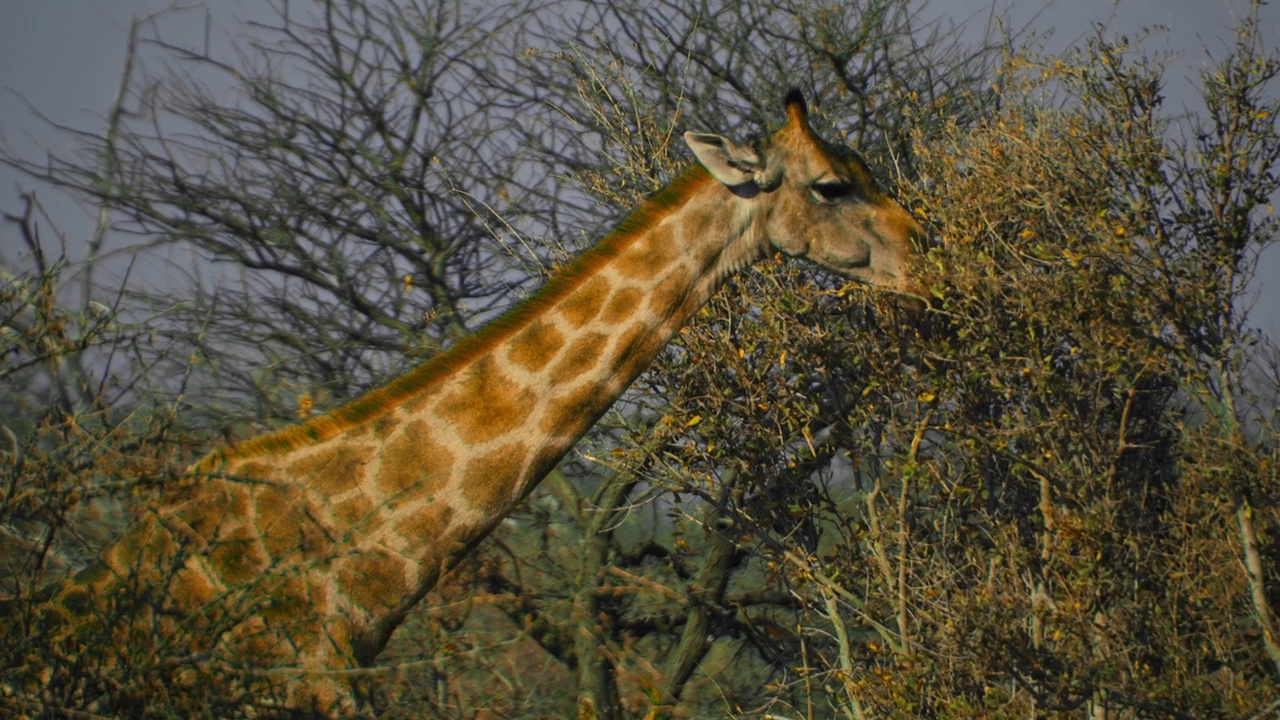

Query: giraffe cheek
[815,234,872,271]
[763,206,803,257]
[768,232,808,258]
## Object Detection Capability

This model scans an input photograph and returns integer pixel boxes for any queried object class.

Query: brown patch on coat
[435,356,531,445]
[336,550,409,613]
[208,525,268,586]
[540,384,604,437]
[287,444,370,495]
[615,224,677,279]
[255,484,307,559]
[169,557,219,608]
[258,572,316,623]
[232,460,274,480]
[557,275,610,327]
[601,286,645,326]
[646,267,693,317]
[334,493,376,529]
[549,331,609,386]
[394,503,455,549]
[610,321,662,382]
[375,418,454,498]
[176,480,245,539]
[460,442,531,518]
[506,318,566,373]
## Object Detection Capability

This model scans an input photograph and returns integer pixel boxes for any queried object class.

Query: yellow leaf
[917,390,936,403]
[686,415,702,427]
[779,351,788,366]
[297,391,314,419]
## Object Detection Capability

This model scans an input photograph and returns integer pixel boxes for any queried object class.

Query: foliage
[1,0,1278,718]
[703,16,1280,720]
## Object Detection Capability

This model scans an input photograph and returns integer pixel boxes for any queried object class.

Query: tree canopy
[2,0,1278,717]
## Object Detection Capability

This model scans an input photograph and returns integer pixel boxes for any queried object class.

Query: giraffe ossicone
[57,88,925,715]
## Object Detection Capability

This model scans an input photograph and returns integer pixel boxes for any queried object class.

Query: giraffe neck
[199,164,767,661]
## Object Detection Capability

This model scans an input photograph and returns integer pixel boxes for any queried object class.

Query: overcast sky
[1,0,1277,330]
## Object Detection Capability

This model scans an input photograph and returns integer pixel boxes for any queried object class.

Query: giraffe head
[684,89,925,301]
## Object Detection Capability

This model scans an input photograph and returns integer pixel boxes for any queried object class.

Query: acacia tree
[8,0,1278,719]
[697,13,1280,720]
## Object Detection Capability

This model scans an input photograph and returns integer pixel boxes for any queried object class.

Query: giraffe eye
[812,181,853,204]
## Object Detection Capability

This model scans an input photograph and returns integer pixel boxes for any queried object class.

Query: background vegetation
[1,0,1278,717]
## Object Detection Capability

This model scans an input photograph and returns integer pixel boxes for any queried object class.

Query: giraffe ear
[684,132,762,187]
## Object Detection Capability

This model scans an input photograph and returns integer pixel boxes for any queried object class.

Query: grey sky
[1,0,1277,328]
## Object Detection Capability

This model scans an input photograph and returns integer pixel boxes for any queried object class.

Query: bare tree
[24,0,1280,718]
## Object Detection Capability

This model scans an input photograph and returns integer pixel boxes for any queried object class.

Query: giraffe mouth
[837,276,929,316]
[890,289,929,316]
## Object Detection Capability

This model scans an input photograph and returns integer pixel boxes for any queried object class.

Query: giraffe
[53,89,924,715]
